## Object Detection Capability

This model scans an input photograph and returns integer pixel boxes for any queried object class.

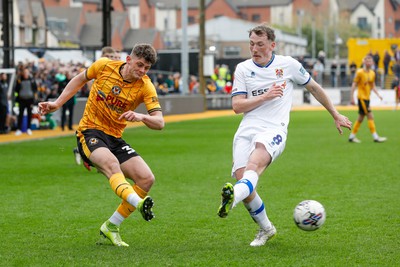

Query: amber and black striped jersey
[77,57,161,138]
[353,68,375,100]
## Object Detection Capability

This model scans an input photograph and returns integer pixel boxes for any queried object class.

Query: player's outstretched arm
[371,83,383,101]
[38,71,88,115]
[119,110,164,130]
[305,78,352,134]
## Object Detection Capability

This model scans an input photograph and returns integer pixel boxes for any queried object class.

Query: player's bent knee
[136,174,155,192]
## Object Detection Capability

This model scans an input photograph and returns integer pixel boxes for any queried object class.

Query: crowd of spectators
[0,59,90,135]
[297,46,400,89]
[152,64,233,96]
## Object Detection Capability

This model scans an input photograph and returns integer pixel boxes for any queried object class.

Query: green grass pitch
[0,109,399,266]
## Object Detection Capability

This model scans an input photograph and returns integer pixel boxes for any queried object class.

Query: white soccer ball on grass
[293,200,326,231]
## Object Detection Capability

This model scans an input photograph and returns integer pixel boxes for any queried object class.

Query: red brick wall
[292,0,330,30]
[111,30,123,50]
[206,0,239,20]
[152,31,164,50]
[112,0,125,12]
[42,0,70,7]
[139,0,155,28]
[238,6,270,23]
[177,0,240,28]
[384,1,400,38]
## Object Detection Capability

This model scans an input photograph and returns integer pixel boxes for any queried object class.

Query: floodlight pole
[102,0,111,47]
[199,0,206,99]
[2,0,11,68]
[181,0,189,94]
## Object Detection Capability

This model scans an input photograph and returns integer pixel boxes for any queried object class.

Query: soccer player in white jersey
[217,24,352,247]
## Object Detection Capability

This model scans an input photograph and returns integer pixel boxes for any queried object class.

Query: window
[188,16,195,24]
[223,46,241,58]
[164,18,168,30]
[38,28,45,44]
[252,14,260,22]
[357,17,368,30]
[47,18,67,32]
[395,20,400,32]
[377,17,381,29]
[70,0,83,7]
[24,26,32,43]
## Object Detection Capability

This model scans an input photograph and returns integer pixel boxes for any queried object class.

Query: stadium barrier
[59,94,206,125]
[51,89,396,125]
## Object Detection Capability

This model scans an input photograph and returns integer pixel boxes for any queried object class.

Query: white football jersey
[232,54,311,133]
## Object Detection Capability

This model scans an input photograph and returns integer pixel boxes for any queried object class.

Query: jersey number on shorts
[122,145,136,154]
[272,135,282,145]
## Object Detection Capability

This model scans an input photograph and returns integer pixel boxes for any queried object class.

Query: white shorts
[232,128,287,177]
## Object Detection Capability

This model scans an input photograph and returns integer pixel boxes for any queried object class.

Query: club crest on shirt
[111,86,122,95]
[89,138,98,146]
[275,68,283,79]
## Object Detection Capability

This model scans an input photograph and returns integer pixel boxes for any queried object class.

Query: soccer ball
[293,200,326,231]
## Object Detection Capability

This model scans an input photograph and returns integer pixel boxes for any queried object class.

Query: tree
[302,24,325,58]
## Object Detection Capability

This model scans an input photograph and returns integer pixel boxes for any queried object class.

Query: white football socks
[127,192,141,208]
[233,170,259,207]
[109,211,125,226]
[244,193,272,230]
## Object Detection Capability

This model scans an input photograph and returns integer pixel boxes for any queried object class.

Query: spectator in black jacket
[14,68,37,136]
[57,71,75,131]
[0,73,9,134]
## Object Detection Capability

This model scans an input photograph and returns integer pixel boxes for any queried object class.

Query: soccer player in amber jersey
[38,43,164,247]
[73,46,117,168]
[348,55,387,143]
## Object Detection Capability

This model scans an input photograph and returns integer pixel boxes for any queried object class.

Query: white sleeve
[289,57,311,86]
[231,63,247,97]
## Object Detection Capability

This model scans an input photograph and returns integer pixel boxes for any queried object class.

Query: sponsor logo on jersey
[251,81,287,96]
[96,89,128,114]
[247,71,256,78]
[252,88,269,96]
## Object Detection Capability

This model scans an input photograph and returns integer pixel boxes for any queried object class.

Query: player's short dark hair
[248,24,276,41]
[131,43,158,65]
[101,46,115,55]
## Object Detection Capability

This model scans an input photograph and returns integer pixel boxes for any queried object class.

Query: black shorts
[357,99,371,115]
[77,129,139,167]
